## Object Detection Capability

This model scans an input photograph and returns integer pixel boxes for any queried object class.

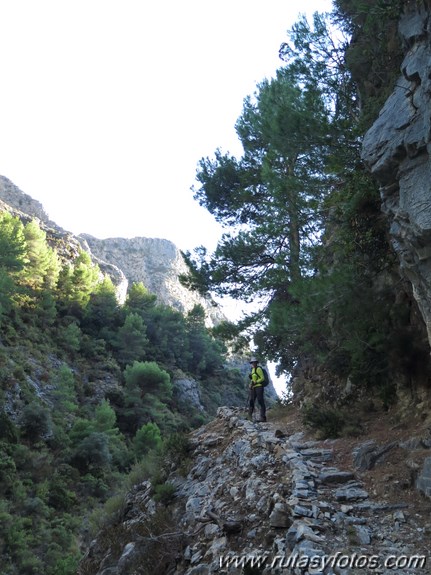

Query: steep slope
[79,405,431,575]
[0,175,225,326]
[0,175,128,296]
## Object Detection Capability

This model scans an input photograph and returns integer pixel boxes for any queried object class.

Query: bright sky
[0,0,332,254]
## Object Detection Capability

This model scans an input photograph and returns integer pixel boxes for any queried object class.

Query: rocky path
[83,406,431,575]
[173,407,430,575]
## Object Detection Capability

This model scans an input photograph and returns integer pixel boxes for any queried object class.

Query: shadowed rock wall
[361,6,431,345]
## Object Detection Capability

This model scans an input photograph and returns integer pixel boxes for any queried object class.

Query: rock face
[361,6,431,345]
[0,175,51,224]
[79,407,431,575]
[0,175,129,299]
[0,175,225,326]
[80,234,225,327]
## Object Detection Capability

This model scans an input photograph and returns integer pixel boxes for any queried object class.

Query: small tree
[82,276,122,340]
[56,250,101,315]
[133,422,162,457]
[52,364,78,415]
[58,321,82,354]
[123,361,172,398]
[21,219,60,289]
[20,403,52,443]
[0,212,27,272]
[94,399,118,435]
[114,312,149,366]
[125,282,157,314]
[74,432,112,473]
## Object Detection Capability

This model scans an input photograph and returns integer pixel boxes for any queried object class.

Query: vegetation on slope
[0,211,245,574]
[1,2,430,573]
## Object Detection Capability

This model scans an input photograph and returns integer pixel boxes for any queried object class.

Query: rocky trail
[82,405,431,575]
[173,406,431,575]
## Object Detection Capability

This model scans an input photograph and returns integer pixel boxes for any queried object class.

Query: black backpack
[260,367,270,387]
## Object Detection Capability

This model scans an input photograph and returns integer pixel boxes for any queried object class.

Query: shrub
[20,402,53,442]
[301,403,344,439]
[124,361,172,398]
[153,481,176,505]
[124,455,159,490]
[49,553,81,575]
[162,432,191,464]
[73,432,112,473]
[159,432,193,477]
[79,474,109,498]
[88,492,127,536]
[0,448,17,494]
[0,411,19,443]
[133,422,162,457]
[48,476,77,511]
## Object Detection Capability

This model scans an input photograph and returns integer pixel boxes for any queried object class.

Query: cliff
[0,175,225,327]
[79,234,226,327]
[0,175,51,224]
[361,6,431,348]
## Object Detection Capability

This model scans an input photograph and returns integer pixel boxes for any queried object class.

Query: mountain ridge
[0,174,225,327]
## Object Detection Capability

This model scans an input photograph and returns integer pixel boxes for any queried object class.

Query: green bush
[0,448,17,494]
[73,432,112,473]
[20,402,53,442]
[124,455,159,490]
[0,411,19,443]
[48,553,81,575]
[133,422,162,457]
[88,492,127,534]
[48,476,77,511]
[161,432,191,464]
[124,361,172,398]
[79,474,110,498]
[301,403,344,439]
[153,481,176,506]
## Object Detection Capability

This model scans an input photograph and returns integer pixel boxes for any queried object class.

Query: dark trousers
[249,386,266,419]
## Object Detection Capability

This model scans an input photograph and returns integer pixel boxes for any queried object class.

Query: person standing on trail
[248,358,266,422]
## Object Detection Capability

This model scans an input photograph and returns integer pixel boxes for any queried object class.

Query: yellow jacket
[250,366,265,387]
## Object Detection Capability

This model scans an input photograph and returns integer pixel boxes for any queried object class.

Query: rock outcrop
[0,175,51,224]
[361,6,431,345]
[0,175,225,326]
[80,234,225,327]
[79,407,431,575]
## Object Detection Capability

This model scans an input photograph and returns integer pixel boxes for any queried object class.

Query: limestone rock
[416,456,431,498]
[80,234,225,327]
[0,175,50,224]
[174,376,205,412]
[78,406,429,574]
[352,440,397,471]
[361,6,431,345]
[269,502,290,528]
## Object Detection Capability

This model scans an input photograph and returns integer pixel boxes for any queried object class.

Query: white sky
[0,0,332,254]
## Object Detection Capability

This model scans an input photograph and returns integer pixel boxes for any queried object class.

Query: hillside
[0,175,226,327]
[2,1,431,574]
[0,175,263,575]
[76,2,431,572]
[78,403,431,575]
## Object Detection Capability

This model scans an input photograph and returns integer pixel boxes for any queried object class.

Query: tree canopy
[181,8,419,389]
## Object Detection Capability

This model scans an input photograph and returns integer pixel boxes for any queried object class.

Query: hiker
[248,358,266,422]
